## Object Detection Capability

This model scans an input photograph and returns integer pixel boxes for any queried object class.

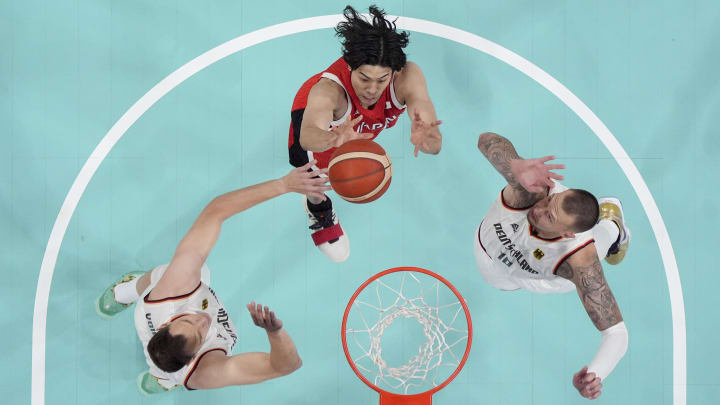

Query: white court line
[31,14,685,405]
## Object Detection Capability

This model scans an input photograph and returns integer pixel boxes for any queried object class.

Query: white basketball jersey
[478,184,595,282]
[134,265,238,390]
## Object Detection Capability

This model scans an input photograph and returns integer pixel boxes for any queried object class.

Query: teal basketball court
[2,1,717,404]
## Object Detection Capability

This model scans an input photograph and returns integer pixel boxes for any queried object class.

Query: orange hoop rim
[341,266,473,402]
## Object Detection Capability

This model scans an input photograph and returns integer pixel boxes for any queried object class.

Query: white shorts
[473,226,576,294]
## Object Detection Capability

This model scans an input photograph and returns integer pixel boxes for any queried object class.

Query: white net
[345,270,470,395]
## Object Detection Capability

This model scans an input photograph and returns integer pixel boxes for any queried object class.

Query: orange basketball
[328,139,392,204]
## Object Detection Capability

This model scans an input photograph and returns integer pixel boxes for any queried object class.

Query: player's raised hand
[410,110,442,157]
[510,155,565,193]
[247,301,283,333]
[572,366,603,399]
[280,160,331,201]
[330,115,374,148]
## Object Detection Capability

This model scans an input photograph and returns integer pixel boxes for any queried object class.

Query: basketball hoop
[342,267,473,405]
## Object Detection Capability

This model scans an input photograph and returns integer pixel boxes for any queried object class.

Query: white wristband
[587,321,628,381]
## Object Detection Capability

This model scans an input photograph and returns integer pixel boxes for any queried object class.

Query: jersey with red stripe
[133,264,237,390]
[289,57,406,169]
[478,183,595,282]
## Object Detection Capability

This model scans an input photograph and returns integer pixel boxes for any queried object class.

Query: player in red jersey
[288,5,443,262]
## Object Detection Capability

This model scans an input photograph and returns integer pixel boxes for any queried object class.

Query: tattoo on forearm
[478,135,519,184]
[478,133,539,205]
[572,258,622,330]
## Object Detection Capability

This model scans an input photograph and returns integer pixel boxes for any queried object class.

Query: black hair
[335,5,410,71]
[147,325,194,372]
[562,189,600,233]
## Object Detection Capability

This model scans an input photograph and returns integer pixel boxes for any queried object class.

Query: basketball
[328,139,392,204]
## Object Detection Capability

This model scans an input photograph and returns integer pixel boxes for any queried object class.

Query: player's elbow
[298,127,321,152]
[290,356,303,373]
[275,355,302,376]
[201,199,229,223]
[477,132,500,149]
[299,126,333,153]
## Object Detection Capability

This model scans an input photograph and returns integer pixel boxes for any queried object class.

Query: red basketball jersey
[289,57,407,169]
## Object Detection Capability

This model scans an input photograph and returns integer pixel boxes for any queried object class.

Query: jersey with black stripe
[478,183,595,282]
[288,57,406,169]
[133,264,238,389]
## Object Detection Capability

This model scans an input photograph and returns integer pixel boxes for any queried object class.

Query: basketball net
[343,268,471,404]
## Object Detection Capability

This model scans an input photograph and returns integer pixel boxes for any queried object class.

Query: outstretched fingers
[547,171,564,180]
[532,156,565,185]
[246,301,283,332]
[308,165,328,176]
[246,302,268,327]
[246,301,264,327]
[353,132,375,141]
[297,160,317,172]
[268,310,283,330]
[346,114,363,128]
[286,162,330,200]
[536,156,565,170]
[295,162,325,177]
[302,169,330,200]
[545,163,566,170]
[412,110,442,128]
[308,168,331,198]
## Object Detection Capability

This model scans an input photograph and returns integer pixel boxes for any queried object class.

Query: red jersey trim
[144,283,202,304]
[500,188,532,211]
[552,239,596,275]
[183,348,227,390]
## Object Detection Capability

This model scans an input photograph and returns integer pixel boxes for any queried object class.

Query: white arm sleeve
[587,321,629,381]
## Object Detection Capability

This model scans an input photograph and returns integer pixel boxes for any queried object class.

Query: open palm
[510,155,565,192]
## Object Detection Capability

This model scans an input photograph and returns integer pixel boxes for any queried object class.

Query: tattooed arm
[557,245,623,329]
[477,132,564,209]
[556,244,628,399]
